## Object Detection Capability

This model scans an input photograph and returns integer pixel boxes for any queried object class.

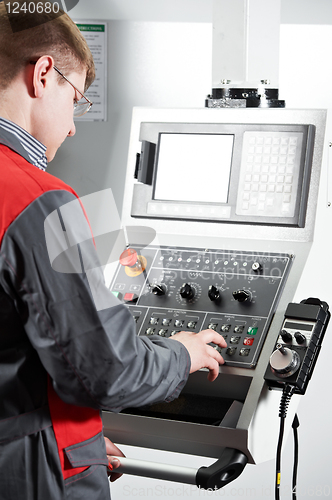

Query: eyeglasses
[53,66,93,117]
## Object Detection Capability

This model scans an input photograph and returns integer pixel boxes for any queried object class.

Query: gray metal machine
[102,106,327,488]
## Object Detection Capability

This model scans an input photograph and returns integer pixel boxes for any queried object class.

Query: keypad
[236,132,302,218]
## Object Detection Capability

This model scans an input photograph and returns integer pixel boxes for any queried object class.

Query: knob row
[280,329,306,345]
[152,283,251,303]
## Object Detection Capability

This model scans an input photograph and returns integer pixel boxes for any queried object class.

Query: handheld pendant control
[264,298,330,394]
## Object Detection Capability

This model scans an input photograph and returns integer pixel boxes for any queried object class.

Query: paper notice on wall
[75,22,107,121]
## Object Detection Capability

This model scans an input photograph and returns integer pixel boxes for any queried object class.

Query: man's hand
[170,329,227,381]
[104,437,125,482]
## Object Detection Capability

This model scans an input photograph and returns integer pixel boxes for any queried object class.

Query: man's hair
[0,1,95,91]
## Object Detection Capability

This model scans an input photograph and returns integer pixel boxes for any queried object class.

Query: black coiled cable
[275,384,296,500]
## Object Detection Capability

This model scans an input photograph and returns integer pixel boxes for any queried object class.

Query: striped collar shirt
[0,118,48,171]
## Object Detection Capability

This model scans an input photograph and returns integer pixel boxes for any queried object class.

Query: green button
[112,291,121,298]
[247,326,258,335]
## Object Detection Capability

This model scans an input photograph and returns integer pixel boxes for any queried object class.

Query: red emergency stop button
[119,248,138,267]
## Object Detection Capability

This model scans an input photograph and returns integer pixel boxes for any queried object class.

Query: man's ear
[32,56,55,98]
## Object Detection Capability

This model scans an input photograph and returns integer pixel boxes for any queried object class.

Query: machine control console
[264,298,330,394]
[110,245,293,368]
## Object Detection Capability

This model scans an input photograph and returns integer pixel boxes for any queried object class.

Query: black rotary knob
[208,285,220,302]
[294,332,306,345]
[233,289,251,302]
[280,329,292,343]
[179,283,195,300]
[151,284,166,296]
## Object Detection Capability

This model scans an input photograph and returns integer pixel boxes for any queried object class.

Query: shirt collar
[0,118,48,171]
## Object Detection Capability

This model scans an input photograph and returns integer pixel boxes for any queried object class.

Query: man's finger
[198,329,227,347]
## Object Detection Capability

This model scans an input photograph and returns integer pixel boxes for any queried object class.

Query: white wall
[48,3,332,498]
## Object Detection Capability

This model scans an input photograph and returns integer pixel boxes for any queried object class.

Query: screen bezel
[131,121,314,227]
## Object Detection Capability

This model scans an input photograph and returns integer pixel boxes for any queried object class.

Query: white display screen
[154,133,234,204]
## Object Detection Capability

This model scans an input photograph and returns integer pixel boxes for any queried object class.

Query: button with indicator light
[252,262,262,272]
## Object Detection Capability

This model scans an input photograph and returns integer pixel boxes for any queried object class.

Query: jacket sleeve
[0,190,190,412]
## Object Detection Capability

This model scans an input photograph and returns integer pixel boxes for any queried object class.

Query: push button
[145,328,155,335]
[149,317,159,325]
[221,324,231,332]
[158,329,168,337]
[247,326,258,335]
[123,293,138,303]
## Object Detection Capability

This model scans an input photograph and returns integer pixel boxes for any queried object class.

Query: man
[0,2,226,499]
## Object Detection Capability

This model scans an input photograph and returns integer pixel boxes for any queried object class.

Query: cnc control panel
[110,245,293,368]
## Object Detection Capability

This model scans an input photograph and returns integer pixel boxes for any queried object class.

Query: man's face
[33,68,86,162]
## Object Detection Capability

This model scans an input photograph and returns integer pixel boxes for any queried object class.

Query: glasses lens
[73,100,92,117]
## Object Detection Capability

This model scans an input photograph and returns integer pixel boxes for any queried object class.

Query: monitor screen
[153,133,234,204]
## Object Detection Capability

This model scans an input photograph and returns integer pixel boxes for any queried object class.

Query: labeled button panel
[111,245,292,368]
